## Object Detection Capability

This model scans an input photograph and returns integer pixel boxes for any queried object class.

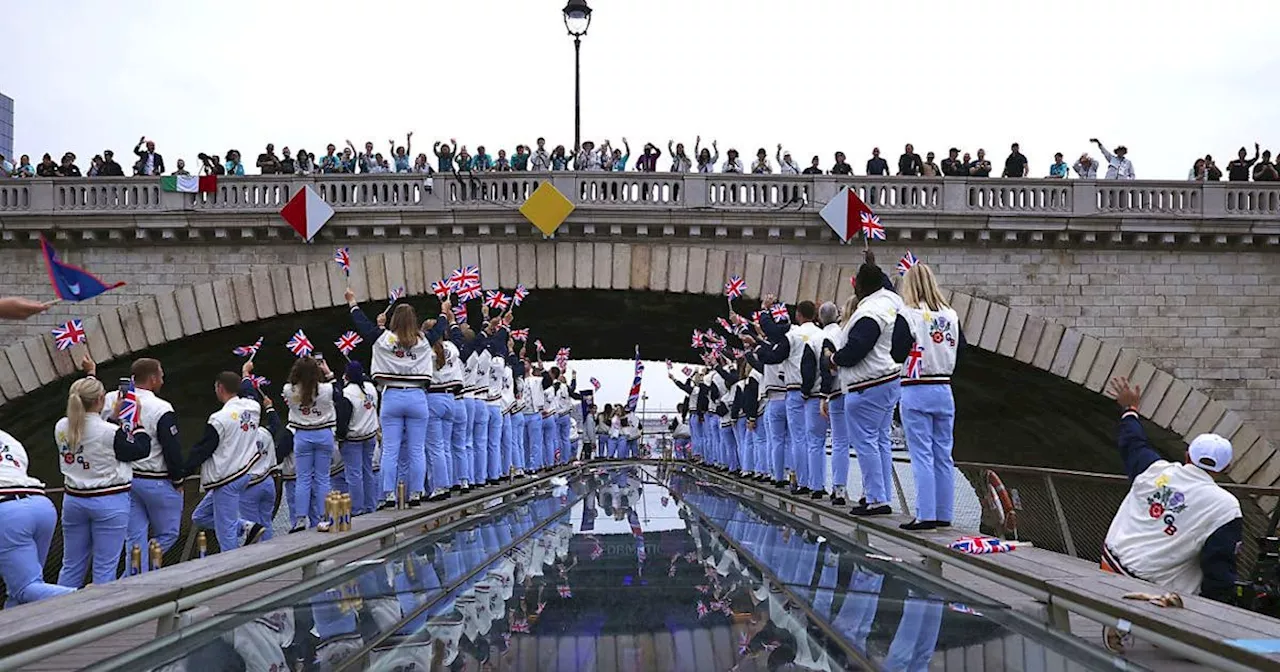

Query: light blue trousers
[785,391,808,484]
[901,384,956,522]
[541,416,557,466]
[1,495,76,605]
[425,392,455,494]
[525,414,544,470]
[805,397,830,491]
[340,437,377,513]
[468,398,489,483]
[510,413,526,471]
[125,477,183,573]
[452,396,472,486]
[844,382,899,506]
[486,404,503,480]
[59,491,130,587]
[240,478,276,540]
[765,399,788,481]
[557,415,571,463]
[829,393,850,489]
[885,596,945,671]
[192,472,255,551]
[381,388,428,497]
[294,428,334,524]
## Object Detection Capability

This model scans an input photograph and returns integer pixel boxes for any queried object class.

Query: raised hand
[344,287,356,305]
[1108,376,1142,409]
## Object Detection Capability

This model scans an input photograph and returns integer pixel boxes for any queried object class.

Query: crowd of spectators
[2,135,1278,183]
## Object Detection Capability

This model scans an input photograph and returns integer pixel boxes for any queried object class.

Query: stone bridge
[0,173,1278,487]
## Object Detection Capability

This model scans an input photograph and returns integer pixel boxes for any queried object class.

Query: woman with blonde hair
[56,360,151,586]
[891,262,965,530]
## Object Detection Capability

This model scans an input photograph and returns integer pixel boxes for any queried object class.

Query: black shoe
[899,519,938,531]
[774,479,789,488]
[809,490,827,500]
[850,504,892,516]
[793,486,812,496]
[377,499,396,511]
[289,521,307,534]
[407,495,423,508]
[831,495,847,506]
[858,497,867,507]
[934,521,952,528]
[427,491,450,502]
[245,522,266,544]
[450,484,462,492]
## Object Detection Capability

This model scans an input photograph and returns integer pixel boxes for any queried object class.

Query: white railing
[1,174,1278,220]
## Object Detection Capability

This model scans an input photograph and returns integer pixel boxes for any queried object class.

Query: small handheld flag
[510,328,529,341]
[453,303,468,323]
[280,185,335,241]
[724,275,746,300]
[51,319,87,351]
[625,346,644,412]
[682,366,693,376]
[691,332,704,349]
[389,286,406,300]
[232,336,263,358]
[665,359,672,370]
[860,211,886,241]
[248,374,271,390]
[430,280,451,300]
[513,284,529,306]
[448,265,480,289]
[40,236,125,302]
[286,329,314,357]
[589,377,601,390]
[897,251,919,276]
[458,282,483,302]
[770,303,790,322]
[534,340,545,354]
[484,290,510,311]
[335,331,363,356]
[118,380,140,435]
[333,247,351,276]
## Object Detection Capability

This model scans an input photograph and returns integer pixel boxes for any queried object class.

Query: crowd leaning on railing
[3,134,1279,182]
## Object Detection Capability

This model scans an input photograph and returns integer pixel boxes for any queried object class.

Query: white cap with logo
[1188,433,1232,473]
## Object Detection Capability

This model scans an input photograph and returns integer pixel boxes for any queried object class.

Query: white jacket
[103,388,176,477]
[201,397,262,489]
[369,328,434,387]
[343,381,380,441]
[0,430,43,495]
[56,415,133,496]
[284,382,337,432]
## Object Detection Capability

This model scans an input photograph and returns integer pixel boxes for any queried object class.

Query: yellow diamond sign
[520,182,575,236]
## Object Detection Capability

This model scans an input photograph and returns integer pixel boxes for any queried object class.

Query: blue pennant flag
[40,235,125,301]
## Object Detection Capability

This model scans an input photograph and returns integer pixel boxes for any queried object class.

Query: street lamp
[562,0,593,154]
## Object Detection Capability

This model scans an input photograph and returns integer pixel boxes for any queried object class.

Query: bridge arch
[0,241,1269,486]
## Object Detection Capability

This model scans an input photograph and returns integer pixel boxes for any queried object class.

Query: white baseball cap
[1188,433,1233,473]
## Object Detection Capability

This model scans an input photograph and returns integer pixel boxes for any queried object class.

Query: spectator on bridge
[172,159,190,176]
[0,426,79,605]
[1091,139,1135,179]
[609,139,630,171]
[99,150,124,177]
[694,137,718,173]
[802,156,822,175]
[319,144,341,173]
[433,140,456,172]
[550,145,571,170]
[865,148,888,176]
[1048,153,1069,178]
[391,133,412,172]
[749,148,771,174]
[636,143,662,172]
[295,149,315,175]
[133,137,165,176]
[57,153,81,178]
[10,154,34,177]
[512,144,531,171]
[256,144,281,174]
[224,150,245,176]
[576,140,601,171]
[1204,155,1222,181]
[86,155,103,177]
[412,153,432,173]
[279,147,295,175]
[668,141,692,172]
[1100,377,1242,649]
[776,146,800,174]
[941,148,967,177]
[1002,143,1029,178]
[493,149,511,171]
[531,139,551,171]
[897,144,923,176]
[339,147,357,173]
[1073,153,1098,178]
[0,153,11,176]
[1227,144,1259,181]
[968,149,992,177]
[1188,158,1208,181]
[722,148,744,174]
[921,152,940,177]
[199,153,224,176]
[456,145,473,171]
[830,151,854,175]
[36,153,58,178]
[1252,150,1278,181]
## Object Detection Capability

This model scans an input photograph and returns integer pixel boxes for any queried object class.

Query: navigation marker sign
[519,182,575,236]
[819,187,877,243]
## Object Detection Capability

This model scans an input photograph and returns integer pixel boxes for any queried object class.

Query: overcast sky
[6,0,1277,179]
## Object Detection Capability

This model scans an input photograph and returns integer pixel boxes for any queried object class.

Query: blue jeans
[295,428,334,525]
[525,414,544,470]
[381,388,428,497]
[556,415,571,463]
[804,396,829,492]
[751,421,767,473]
[341,438,377,514]
[764,399,788,481]
[541,416,557,466]
[469,399,489,482]
[689,416,703,459]
[510,413,526,471]
[193,473,254,551]
[0,496,75,605]
[501,414,515,473]
[901,384,956,522]
[426,393,455,494]
[240,478,276,540]
[844,382,898,506]
[59,491,130,587]
[487,404,503,480]
[125,477,183,573]
[829,394,850,490]
[453,396,472,486]
[733,418,748,471]
[719,423,739,471]
[785,391,808,485]
[282,477,296,523]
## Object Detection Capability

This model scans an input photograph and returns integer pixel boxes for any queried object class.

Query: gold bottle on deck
[324,493,338,532]
[397,481,407,510]
[339,494,352,531]
[197,531,208,558]
[150,540,163,570]
[130,544,142,576]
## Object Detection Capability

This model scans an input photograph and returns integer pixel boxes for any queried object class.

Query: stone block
[438,244,462,282]
[497,244,519,289]
[612,243,631,290]
[23,337,56,385]
[1013,317,1044,364]
[1031,322,1065,372]
[836,265,858,306]
[383,248,406,295]
[555,243,575,288]
[1049,328,1082,378]
[668,246,690,293]
[231,275,258,324]
[1185,400,1227,442]
[192,282,221,333]
[173,286,202,337]
[1127,360,1157,396]
[42,333,75,378]
[364,253,389,300]
[1154,381,1194,429]
[817,262,840,304]
[459,244,480,279]
[760,255,783,298]
[5,343,39,393]
[0,351,22,399]
[310,261,337,309]
[963,298,990,346]
[649,245,670,291]
[515,243,536,288]
[1084,340,1121,392]
[978,302,1007,353]
[950,292,972,328]
[704,249,727,295]
[118,303,149,352]
[403,249,426,297]
[534,243,556,289]
[593,242,612,289]
[1212,411,1244,442]
[779,258,803,304]
[1137,369,1173,419]
[997,310,1026,358]
[478,244,499,290]
[574,243,594,289]
[629,244,649,290]
[686,247,707,296]
[96,305,129,357]
[744,254,765,299]
[798,261,821,303]
[251,270,277,320]
[1066,334,1100,385]
[287,266,312,313]
[723,249,747,291]
[1254,448,1280,487]
[82,314,113,363]
[1107,349,1140,386]
[212,278,238,327]
[156,289,187,341]
[1227,431,1267,482]
[421,246,444,290]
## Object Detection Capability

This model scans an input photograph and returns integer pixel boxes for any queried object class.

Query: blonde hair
[65,377,105,449]
[840,294,858,328]
[901,263,950,311]
[389,304,421,349]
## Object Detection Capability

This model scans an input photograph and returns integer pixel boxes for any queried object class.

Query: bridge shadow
[0,288,1183,487]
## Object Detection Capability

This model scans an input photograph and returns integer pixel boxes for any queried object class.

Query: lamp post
[562,0,593,154]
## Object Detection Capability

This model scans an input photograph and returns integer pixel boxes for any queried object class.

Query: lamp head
[563,0,592,36]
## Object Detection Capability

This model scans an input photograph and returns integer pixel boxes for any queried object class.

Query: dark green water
[0,289,1182,487]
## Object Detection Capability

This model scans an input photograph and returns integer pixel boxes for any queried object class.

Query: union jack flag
[948,536,1022,554]
[731,348,745,359]
[626,346,644,412]
[535,601,547,615]
[738,632,750,655]
[860,211,886,240]
[770,303,790,322]
[715,317,733,333]
[448,265,480,289]
[232,336,263,358]
[905,343,924,379]
[510,618,530,633]
[682,366,693,376]
[248,374,271,390]
[696,602,709,619]
[457,282,483,302]
[691,331,704,349]
[484,290,510,311]
[286,329,314,357]
[695,584,710,594]
[948,601,983,617]
[534,340,545,354]
[335,331,363,356]
[510,328,529,341]
[590,542,603,560]
[453,303,468,322]
[557,585,572,599]
[118,379,140,435]
[556,347,571,361]
[389,285,407,300]
[660,414,668,425]
[724,275,746,299]
[513,284,529,306]
[51,319,87,351]
[430,279,451,300]
[897,250,919,276]
[589,377,600,390]
[665,359,673,369]
[333,247,351,275]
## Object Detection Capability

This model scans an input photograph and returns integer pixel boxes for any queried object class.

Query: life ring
[985,469,1018,539]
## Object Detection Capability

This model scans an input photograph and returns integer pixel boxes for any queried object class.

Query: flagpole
[43,299,63,308]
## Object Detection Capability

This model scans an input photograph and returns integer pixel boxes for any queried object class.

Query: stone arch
[0,241,1270,486]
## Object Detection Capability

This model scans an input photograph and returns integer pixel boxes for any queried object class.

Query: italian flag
[160,175,217,193]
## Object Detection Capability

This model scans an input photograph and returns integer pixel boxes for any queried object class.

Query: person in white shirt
[55,370,152,587]
[750,148,772,174]
[668,140,692,173]
[340,361,382,512]
[890,264,964,530]
[431,331,465,495]
[523,365,547,471]
[722,149,745,174]
[776,145,801,175]
[187,367,271,546]
[0,428,77,604]
[753,302,823,495]
[1091,138,1135,179]
[1072,153,1099,179]
[280,358,340,531]
[695,138,719,173]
